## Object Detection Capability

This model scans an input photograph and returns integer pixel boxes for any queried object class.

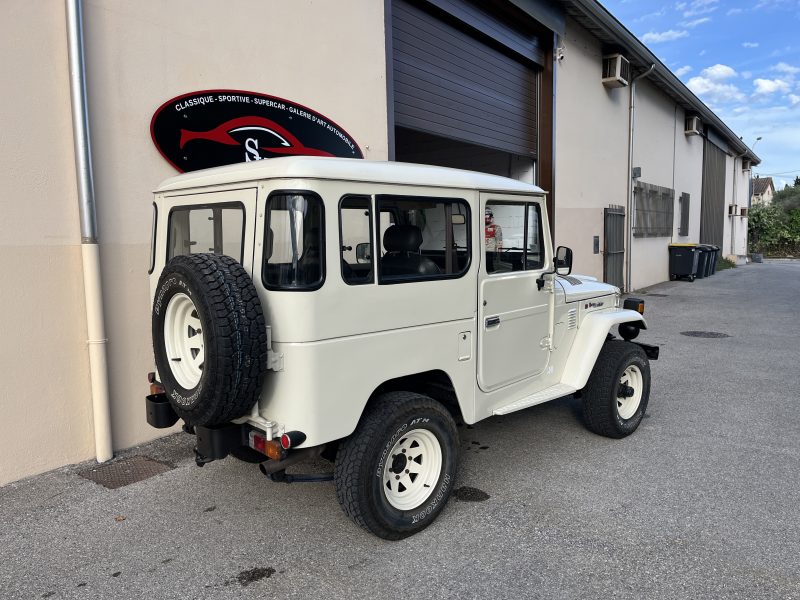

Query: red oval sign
[150,89,363,172]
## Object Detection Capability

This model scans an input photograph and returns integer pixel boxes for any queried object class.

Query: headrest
[383,225,423,252]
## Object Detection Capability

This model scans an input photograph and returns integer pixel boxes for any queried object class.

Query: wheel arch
[561,309,647,390]
[366,369,465,425]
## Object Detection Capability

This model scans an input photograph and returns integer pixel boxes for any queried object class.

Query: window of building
[167,203,244,263]
[375,195,470,283]
[485,201,544,274]
[263,192,324,291]
[339,195,373,285]
[678,193,690,237]
[633,182,674,238]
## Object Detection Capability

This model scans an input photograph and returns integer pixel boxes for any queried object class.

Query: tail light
[280,431,307,450]
[248,430,284,461]
[147,372,165,395]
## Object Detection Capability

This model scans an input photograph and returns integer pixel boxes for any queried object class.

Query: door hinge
[266,326,284,372]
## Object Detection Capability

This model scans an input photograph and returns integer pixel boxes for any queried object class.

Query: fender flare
[561,308,647,390]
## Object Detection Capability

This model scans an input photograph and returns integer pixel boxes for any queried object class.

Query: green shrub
[748,183,800,256]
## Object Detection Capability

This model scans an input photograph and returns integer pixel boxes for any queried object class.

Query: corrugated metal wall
[392,0,539,158]
[700,140,726,246]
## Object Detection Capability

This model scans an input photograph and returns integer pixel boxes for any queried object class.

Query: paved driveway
[1,261,798,599]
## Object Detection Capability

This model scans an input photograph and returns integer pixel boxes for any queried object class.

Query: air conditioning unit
[685,116,702,136]
[742,159,752,170]
[740,207,749,217]
[728,204,738,216]
[602,54,630,88]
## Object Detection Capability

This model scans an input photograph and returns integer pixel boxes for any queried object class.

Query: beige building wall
[1,0,389,485]
[630,80,704,289]
[554,18,629,280]
[0,1,95,485]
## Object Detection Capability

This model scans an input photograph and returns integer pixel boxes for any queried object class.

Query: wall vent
[685,116,702,136]
[602,54,630,88]
[740,207,749,217]
[728,204,739,216]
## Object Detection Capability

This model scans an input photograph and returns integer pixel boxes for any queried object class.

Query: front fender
[561,308,647,390]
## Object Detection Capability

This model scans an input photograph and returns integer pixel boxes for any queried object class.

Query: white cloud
[742,42,759,48]
[788,94,800,106]
[674,65,693,77]
[681,17,712,27]
[687,76,745,103]
[699,49,707,56]
[642,29,689,43]
[727,8,743,15]
[701,64,738,80]
[754,78,791,94]
[635,8,667,22]
[681,0,719,17]
[772,62,800,75]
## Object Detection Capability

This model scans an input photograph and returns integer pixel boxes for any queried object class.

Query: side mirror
[555,246,573,276]
[355,243,371,264]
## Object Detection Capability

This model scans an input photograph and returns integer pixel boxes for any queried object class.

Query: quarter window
[339,196,374,285]
[263,192,325,290]
[167,203,244,263]
[375,195,470,283]
[485,201,544,274]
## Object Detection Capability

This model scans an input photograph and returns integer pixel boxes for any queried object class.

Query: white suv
[146,156,657,539]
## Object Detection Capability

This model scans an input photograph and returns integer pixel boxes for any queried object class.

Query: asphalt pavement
[1,260,798,599]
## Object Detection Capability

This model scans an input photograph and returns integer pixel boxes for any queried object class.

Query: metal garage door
[700,140,726,247]
[392,0,540,158]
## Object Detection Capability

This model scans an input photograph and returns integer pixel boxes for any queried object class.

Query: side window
[148,203,158,274]
[263,192,324,290]
[167,203,244,263]
[339,195,373,285]
[375,195,471,283]
[485,201,544,274]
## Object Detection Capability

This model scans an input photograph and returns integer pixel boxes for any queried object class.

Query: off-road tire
[334,392,459,540]
[582,340,650,438]
[152,253,268,427]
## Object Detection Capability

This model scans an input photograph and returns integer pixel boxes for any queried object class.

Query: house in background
[752,177,775,205]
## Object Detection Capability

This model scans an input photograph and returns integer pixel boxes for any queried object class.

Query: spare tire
[152,253,268,426]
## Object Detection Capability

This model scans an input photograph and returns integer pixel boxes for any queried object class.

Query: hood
[557,274,619,303]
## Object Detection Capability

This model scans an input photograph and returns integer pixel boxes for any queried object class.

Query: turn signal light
[249,431,284,461]
[147,372,165,395]
[623,297,645,315]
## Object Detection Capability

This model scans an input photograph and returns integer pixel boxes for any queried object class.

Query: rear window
[167,203,244,263]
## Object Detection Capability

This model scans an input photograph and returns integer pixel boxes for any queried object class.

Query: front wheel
[582,340,651,438]
[334,392,459,540]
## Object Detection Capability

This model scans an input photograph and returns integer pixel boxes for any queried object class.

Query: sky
[600,0,800,190]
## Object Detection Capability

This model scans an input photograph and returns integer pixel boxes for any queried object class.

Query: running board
[492,383,577,416]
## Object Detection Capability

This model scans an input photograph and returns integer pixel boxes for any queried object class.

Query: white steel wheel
[617,364,643,420]
[163,293,204,389]
[382,428,442,511]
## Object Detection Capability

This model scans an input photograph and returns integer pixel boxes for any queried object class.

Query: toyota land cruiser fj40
[146,156,658,539]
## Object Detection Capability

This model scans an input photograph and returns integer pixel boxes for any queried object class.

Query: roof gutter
[66,0,113,464]
[565,0,760,164]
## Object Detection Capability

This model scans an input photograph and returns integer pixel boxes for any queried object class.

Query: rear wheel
[582,340,650,438]
[334,392,459,540]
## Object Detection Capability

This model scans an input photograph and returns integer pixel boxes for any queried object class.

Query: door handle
[485,316,500,328]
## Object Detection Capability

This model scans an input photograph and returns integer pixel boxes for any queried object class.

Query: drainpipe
[66,0,113,463]
[625,63,655,293]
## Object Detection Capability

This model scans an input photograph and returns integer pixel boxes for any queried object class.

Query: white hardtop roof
[155,156,545,195]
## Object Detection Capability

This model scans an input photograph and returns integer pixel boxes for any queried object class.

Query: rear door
[477,193,550,392]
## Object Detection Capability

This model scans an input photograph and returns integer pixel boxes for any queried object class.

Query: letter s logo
[245,138,262,162]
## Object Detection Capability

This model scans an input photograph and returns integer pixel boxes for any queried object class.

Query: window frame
[166,201,246,264]
[484,200,545,275]
[338,194,374,286]
[148,202,158,275]
[375,194,472,285]
[261,189,326,292]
